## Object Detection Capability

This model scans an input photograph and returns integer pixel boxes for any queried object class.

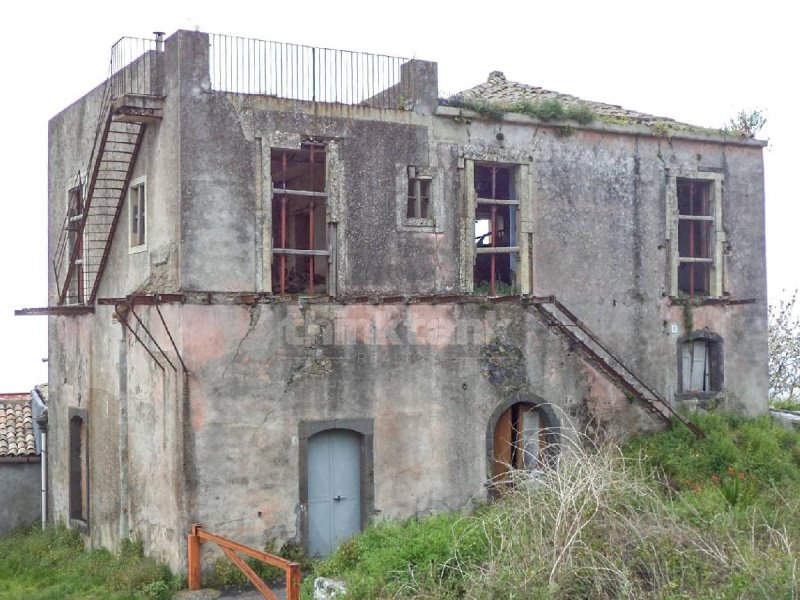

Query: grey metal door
[307,429,361,557]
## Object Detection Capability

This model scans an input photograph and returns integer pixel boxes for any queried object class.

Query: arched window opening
[69,415,88,522]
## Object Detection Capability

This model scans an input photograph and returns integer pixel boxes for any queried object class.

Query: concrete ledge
[111,93,164,123]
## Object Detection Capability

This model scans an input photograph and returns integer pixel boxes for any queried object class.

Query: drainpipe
[35,410,48,529]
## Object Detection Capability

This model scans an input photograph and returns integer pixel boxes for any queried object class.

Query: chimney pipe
[154,32,165,52]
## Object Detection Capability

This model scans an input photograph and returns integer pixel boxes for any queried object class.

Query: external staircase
[53,36,163,306]
[528,296,704,438]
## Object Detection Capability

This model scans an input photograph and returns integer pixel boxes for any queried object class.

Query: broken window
[492,403,544,484]
[676,179,713,296]
[69,415,88,523]
[406,166,431,220]
[474,165,518,295]
[66,186,85,304]
[680,336,723,393]
[129,179,146,248]
[271,143,330,295]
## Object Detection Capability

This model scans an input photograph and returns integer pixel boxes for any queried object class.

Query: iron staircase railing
[53,37,161,305]
[527,296,704,438]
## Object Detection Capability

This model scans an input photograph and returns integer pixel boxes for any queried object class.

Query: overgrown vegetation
[0,524,182,600]
[440,95,596,125]
[305,413,800,598]
[726,109,767,137]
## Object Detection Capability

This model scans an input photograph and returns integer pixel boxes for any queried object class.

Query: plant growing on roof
[726,108,767,137]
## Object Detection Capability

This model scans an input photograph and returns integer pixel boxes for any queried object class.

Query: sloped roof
[455,71,681,125]
[0,395,37,457]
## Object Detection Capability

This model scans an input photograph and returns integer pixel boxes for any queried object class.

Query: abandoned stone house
[32,29,768,570]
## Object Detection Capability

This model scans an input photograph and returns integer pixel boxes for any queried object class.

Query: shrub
[0,524,181,600]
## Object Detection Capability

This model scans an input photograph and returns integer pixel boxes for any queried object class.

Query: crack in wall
[222,304,262,379]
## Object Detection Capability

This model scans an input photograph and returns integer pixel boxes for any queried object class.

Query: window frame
[128,176,147,253]
[666,170,724,298]
[677,330,724,396]
[269,141,333,296]
[396,165,441,232]
[460,152,533,296]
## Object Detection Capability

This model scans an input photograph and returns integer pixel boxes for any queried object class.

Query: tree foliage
[769,290,800,403]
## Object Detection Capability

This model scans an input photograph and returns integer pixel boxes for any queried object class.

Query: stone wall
[0,460,40,535]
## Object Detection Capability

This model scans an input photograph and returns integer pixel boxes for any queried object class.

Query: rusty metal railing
[188,524,300,600]
[209,33,413,108]
[527,296,704,439]
[110,35,164,98]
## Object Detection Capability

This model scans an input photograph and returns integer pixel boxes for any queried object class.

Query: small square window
[129,181,146,249]
[397,166,437,232]
[407,168,431,219]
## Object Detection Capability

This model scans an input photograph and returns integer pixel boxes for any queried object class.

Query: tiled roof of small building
[0,395,37,457]
[455,71,682,126]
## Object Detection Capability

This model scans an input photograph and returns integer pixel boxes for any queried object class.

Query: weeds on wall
[441,95,596,125]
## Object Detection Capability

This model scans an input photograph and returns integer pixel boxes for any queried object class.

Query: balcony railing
[209,33,414,109]
[110,36,164,98]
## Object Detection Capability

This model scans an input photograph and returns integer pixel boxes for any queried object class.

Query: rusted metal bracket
[116,304,165,371]
[115,299,188,374]
[127,304,176,371]
[97,293,185,305]
[15,305,95,316]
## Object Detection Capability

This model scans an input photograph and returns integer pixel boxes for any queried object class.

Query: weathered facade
[43,30,768,570]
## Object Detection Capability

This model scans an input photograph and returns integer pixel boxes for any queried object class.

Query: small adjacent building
[31,30,767,570]
[0,387,47,535]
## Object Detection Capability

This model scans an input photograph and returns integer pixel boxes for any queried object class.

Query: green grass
[771,398,800,412]
[0,524,182,600]
[303,413,800,599]
[302,512,493,599]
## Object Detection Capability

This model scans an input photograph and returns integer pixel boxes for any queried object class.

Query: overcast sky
[0,0,796,391]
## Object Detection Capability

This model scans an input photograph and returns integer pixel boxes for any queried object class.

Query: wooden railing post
[187,524,202,590]
[287,563,301,600]
[187,523,300,600]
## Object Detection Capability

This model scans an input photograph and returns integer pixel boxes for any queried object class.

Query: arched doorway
[492,402,544,481]
[306,429,362,557]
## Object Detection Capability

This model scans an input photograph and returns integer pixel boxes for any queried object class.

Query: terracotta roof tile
[454,71,686,126]
[0,395,38,457]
